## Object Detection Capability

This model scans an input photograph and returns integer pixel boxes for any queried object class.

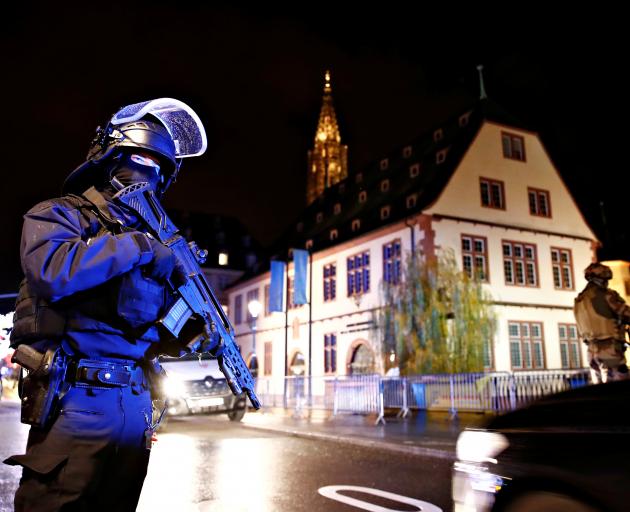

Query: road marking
[318,485,442,512]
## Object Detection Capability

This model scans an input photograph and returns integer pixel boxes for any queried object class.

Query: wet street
[0,401,452,511]
[0,401,29,512]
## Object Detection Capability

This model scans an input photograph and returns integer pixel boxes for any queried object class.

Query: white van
[159,353,247,421]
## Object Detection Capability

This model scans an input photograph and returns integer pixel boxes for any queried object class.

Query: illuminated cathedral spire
[307,70,348,205]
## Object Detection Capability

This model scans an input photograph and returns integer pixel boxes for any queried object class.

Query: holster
[142,358,167,402]
[12,345,68,429]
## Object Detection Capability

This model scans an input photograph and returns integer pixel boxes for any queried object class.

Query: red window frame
[502,240,539,287]
[508,321,546,370]
[461,235,489,283]
[558,323,582,369]
[551,247,575,290]
[501,131,526,161]
[528,187,552,218]
[479,177,505,210]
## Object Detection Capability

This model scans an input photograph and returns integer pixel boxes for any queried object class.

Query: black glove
[146,237,177,280]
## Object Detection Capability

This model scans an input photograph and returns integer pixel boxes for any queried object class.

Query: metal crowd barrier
[254,369,591,423]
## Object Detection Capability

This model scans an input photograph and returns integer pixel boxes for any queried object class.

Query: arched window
[347,342,375,375]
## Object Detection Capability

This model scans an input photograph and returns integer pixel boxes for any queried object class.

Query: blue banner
[293,249,308,305]
[269,261,286,312]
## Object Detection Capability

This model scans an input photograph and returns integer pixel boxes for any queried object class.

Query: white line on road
[318,485,443,512]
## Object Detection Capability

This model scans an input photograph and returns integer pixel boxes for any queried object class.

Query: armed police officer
[574,262,630,384]
[4,99,208,511]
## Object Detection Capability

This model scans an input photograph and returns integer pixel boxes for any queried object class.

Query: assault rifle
[113,182,261,409]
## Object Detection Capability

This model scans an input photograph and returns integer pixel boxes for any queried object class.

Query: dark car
[159,353,248,422]
[452,380,630,512]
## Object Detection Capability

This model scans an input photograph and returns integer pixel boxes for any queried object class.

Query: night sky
[1,4,627,297]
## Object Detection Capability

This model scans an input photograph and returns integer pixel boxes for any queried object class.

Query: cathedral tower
[306,71,348,204]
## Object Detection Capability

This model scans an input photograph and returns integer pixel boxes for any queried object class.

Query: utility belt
[67,359,146,390]
[12,345,147,429]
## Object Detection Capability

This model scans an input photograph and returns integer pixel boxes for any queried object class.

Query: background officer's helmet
[584,262,613,281]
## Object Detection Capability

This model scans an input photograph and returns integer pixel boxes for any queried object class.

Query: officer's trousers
[7,383,152,511]
[587,338,630,383]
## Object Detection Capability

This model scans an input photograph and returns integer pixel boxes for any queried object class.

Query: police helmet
[63,98,207,195]
[584,262,613,281]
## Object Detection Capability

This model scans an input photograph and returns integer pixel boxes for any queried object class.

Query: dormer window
[406,193,418,209]
[502,132,526,161]
[380,179,390,193]
[433,128,443,142]
[351,219,361,232]
[403,146,412,158]
[334,203,341,215]
[381,205,391,220]
[380,158,389,170]
[359,191,367,203]
[436,148,449,164]
[409,163,421,178]
[459,112,471,127]
[316,212,324,223]
[330,229,338,241]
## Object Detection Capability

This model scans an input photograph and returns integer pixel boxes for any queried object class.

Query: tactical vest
[574,284,623,341]
[10,190,167,348]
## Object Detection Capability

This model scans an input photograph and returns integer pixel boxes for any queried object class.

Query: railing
[254,369,591,422]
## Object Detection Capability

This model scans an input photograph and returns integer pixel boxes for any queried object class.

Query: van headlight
[456,430,509,464]
[163,375,186,398]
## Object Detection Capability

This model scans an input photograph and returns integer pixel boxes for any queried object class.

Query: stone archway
[346,340,375,375]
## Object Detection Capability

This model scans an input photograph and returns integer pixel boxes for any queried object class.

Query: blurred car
[452,379,630,512]
[159,353,247,422]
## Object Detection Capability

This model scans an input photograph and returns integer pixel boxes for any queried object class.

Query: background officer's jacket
[574,282,630,342]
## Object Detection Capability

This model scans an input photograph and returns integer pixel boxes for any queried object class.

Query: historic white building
[226,74,598,380]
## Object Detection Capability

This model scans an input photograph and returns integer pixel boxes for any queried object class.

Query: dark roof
[269,99,524,259]
[228,99,532,290]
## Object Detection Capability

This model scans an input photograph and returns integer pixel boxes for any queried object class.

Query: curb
[240,421,455,460]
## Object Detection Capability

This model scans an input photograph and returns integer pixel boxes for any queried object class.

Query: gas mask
[111,152,164,193]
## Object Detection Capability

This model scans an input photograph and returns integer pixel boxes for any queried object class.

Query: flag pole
[307,250,313,406]
[283,254,290,409]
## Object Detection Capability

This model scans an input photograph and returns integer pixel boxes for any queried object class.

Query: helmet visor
[111,98,207,158]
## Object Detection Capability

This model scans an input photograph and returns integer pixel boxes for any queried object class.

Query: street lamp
[247,299,262,361]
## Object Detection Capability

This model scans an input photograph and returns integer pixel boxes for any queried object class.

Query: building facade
[227,80,598,379]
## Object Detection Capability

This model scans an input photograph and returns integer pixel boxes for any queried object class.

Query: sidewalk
[241,407,492,460]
